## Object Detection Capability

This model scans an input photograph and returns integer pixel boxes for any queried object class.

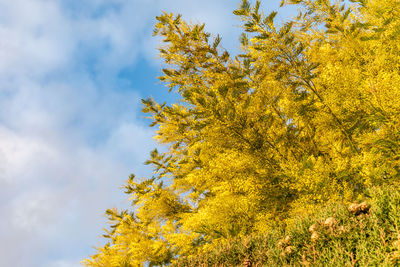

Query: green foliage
[83,0,400,265]
[174,186,400,266]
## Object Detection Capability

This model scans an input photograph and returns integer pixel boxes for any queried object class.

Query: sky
[0,1,296,266]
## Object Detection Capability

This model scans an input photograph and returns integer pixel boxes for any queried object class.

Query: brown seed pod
[358,202,370,213]
[278,235,291,248]
[348,203,359,213]
[284,235,291,244]
[393,240,400,249]
[309,223,318,233]
[285,246,294,255]
[323,217,337,228]
[311,231,319,242]
[278,240,285,249]
[243,258,252,267]
[348,202,370,215]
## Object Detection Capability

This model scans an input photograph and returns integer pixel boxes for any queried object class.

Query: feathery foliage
[83,0,400,265]
[174,186,400,266]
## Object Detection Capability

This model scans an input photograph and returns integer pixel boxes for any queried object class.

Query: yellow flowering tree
[83,0,400,265]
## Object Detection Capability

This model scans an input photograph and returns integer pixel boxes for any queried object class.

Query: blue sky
[0,1,296,266]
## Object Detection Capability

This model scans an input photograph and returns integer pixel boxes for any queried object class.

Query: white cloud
[0,0,73,78]
[10,189,62,233]
[44,260,81,267]
[0,0,288,266]
[0,126,56,185]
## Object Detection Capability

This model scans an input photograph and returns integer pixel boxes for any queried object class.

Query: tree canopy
[83,0,400,265]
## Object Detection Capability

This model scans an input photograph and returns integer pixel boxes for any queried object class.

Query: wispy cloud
[0,0,289,266]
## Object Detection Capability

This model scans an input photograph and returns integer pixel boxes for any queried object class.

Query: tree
[83,0,400,265]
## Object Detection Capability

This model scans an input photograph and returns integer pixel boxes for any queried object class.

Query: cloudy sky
[0,1,295,266]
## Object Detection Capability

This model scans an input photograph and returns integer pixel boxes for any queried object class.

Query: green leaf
[213,34,221,49]
[239,33,249,46]
[266,11,278,24]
